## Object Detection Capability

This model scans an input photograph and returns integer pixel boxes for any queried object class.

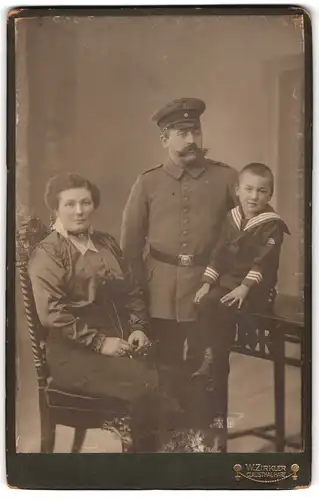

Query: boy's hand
[220,284,249,309]
[194,283,211,304]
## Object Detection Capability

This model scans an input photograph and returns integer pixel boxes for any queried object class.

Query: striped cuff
[203,266,219,284]
[129,314,148,334]
[91,333,107,353]
[242,270,263,288]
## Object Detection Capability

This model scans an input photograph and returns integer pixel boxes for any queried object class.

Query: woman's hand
[220,284,249,309]
[128,330,149,349]
[194,283,211,304]
[100,337,132,357]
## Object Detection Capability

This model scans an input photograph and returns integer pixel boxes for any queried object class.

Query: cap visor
[165,120,200,130]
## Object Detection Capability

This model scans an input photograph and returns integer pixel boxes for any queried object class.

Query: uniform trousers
[149,319,212,428]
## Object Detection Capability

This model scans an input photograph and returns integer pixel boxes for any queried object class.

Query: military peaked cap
[151,97,206,131]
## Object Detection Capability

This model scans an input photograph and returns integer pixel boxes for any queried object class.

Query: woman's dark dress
[28,228,161,449]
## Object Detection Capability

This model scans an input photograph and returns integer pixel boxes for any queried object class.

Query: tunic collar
[163,156,207,180]
[53,218,99,255]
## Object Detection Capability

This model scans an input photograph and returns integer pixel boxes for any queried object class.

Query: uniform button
[183,196,189,201]
[183,230,188,235]
[182,243,188,248]
[183,208,189,213]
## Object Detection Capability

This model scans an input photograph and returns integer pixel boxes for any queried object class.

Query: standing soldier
[120,98,237,418]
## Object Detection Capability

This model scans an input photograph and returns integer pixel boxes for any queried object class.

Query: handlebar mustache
[179,146,209,157]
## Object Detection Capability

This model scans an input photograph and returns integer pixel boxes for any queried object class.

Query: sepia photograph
[7,5,311,489]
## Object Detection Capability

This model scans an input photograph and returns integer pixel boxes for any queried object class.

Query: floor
[15,284,302,454]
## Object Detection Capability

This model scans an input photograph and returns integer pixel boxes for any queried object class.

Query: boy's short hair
[239,162,274,196]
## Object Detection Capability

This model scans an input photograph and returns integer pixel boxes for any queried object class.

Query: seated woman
[28,173,164,452]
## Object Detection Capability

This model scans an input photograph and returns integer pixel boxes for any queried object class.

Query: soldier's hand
[100,337,132,357]
[194,283,211,304]
[128,330,149,349]
[220,284,249,309]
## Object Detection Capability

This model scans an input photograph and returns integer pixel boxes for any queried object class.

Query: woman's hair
[44,173,100,211]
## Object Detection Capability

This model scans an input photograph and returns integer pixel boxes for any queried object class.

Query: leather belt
[149,246,208,267]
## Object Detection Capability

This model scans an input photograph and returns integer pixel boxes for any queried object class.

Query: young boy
[192,163,289,413]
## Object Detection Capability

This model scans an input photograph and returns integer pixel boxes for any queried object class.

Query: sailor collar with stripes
[203,204,289,288]
[229,204,288,233]
[53,218,99,255]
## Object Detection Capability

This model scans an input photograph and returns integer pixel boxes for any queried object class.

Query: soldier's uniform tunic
[120,157,238,323]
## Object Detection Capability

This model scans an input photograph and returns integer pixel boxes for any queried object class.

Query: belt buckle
[178,254,194,267]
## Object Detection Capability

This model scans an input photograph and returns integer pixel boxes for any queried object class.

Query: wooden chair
[16,216,134,453]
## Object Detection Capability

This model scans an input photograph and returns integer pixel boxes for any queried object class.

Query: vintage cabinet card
[7,5,311,489]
